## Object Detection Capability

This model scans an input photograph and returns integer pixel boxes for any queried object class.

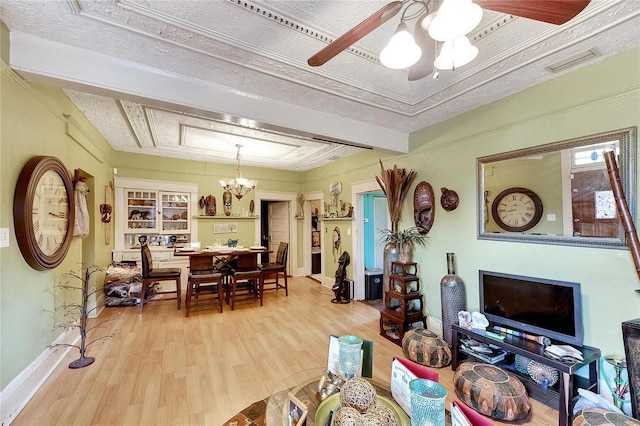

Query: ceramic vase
[440,252,466,347]
[398,242,412,263]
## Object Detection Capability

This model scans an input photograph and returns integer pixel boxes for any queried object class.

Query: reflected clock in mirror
[491,187,543,232]
[477,127,636,248]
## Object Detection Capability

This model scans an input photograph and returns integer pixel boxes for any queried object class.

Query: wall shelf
[194,215,259,220]
[319,217,354,221]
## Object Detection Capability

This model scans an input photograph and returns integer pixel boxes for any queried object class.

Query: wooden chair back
[141,243,153,277]
[275,242,288,266]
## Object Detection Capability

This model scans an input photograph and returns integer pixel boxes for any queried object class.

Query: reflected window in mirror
[478,127,637,248]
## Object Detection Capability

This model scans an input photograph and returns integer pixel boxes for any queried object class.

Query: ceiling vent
[546,49,601,73]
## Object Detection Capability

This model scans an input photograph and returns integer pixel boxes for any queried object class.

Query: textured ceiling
[2,0,639,170]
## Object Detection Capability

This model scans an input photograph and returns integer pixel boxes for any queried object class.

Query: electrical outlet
[0,228,9,248]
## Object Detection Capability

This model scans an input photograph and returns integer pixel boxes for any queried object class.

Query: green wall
[303,46,640,356]
[113,152,304,247]
[1,61,116,389]
[484,153,564,234]
[1,28,639,397]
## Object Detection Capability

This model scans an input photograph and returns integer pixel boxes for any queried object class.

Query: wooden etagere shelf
[379,261,426,346]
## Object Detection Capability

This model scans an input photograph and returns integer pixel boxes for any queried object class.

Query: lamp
[219,144,258,200]
[434,36,478,70]
[380,21,422,69]
[426,0,483,41]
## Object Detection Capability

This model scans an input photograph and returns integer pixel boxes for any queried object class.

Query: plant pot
[383,243,400,307]
[399,243,412,263]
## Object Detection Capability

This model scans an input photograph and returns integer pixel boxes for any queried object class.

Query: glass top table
[264,368,416,426]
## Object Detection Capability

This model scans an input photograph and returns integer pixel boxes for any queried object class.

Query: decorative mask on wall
[223,191,232,216]
[329,182,342,207]
[440,187,460,211]
[100,204,112,223]
[332,226,341,261]
[414,181,435,234]
[205,194,217,216]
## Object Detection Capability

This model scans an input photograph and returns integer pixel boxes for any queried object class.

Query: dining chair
[226,269,263,311]
[260,241,288,296]
[139,243,181,314]
[185,255,224,316]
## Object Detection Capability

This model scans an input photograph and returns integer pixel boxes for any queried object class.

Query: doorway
[259,199,292,272]
[571,169,618,237]
[352,180,386,300]
[74,169,98,315]
[363,192,387,270]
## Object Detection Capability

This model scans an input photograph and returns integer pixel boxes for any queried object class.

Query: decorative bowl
[315,393,409,426]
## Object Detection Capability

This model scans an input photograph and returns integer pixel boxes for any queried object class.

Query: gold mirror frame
[477,127,637,248]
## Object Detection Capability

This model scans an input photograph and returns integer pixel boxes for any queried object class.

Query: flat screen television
[479,270,584,346]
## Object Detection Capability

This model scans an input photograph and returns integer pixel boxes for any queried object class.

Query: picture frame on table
[286,392,308,426]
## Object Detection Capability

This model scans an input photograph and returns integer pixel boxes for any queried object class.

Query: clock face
[14,156,75,270]
[33,169,70,256]
[491,187,543,232]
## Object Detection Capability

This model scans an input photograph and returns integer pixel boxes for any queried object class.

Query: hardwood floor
[12,277,558,425]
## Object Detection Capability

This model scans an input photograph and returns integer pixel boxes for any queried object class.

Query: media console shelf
[452,324,600,426]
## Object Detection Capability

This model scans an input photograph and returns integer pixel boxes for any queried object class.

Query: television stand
[451,324,601,426]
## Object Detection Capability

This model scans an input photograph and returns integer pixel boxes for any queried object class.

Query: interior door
[571,169,619,237]
[268,201,290,265]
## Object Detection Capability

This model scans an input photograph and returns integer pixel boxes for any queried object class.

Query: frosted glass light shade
[428,0,483,41]
[434,36,479,70]
[380,22,422,69]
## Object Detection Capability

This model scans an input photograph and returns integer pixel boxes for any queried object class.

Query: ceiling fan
[307,0,591,81]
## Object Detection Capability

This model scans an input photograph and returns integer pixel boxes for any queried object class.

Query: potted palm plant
[379,227,429,263]
[376,160,417,298]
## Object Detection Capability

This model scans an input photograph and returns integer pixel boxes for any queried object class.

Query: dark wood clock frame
[14,156,75,270]
[491,187,544,232]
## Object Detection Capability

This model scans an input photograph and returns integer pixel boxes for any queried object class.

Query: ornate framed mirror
[477,127,637,248]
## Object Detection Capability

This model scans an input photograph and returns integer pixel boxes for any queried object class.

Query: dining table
[173,246,272,271]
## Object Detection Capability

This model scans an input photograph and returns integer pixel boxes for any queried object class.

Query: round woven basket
[402,328,451,368]
[453,362,530,421]
[572,408,640,426]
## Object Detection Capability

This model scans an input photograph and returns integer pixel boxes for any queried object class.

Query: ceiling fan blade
[408,12,436,81]
[307,1,403,67]
[477,0,590,25]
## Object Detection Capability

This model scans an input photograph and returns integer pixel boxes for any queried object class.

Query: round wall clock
[491,187,543,232]
[14,156,75,270]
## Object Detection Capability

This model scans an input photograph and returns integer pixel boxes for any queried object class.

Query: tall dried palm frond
[375,160,417,228]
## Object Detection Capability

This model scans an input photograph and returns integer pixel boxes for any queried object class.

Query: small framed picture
[312,231,320,248]
[286,392,308,426]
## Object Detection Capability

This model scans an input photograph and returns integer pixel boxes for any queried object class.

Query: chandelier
[219,144,258,200]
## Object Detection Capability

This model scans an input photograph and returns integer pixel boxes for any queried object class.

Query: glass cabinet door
[161,193,190,232]
[126,190,157,231]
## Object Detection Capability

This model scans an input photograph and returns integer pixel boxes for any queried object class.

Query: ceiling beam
[9,31,409,155]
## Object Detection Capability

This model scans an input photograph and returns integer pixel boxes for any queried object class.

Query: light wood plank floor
[12,277,558,425]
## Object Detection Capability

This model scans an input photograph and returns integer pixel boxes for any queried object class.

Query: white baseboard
[0,327,79,426]
[427,316,443,337]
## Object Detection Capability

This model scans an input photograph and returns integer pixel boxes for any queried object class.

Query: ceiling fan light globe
[428,0,483,41]
[420,11,438,31]
[434,36,478,70]
[380,26,422,69]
